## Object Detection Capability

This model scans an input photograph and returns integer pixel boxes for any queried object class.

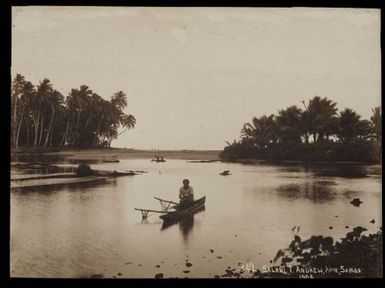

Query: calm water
[11,159,382,278]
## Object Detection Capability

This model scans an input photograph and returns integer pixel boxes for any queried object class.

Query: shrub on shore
[76,163,95,177]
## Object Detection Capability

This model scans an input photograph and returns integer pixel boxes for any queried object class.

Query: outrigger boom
[134,208,167,219]
[153,196,178,205]
[134,196,179,219]
[154,196,178,211]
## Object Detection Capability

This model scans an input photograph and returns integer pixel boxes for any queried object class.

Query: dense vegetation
[263,227,383,278]
[220,97,381,162]
[218,226,382,278]
[11,74,136,149]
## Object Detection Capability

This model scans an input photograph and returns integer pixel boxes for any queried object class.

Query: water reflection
[275,163,368,179]
[10,157,381,278]
[160,206,206,242]
[179,216,194,241]
[312,165,367,178]
[12,179,113,193]
[11,154,104,165]
[11,154,65,163]
[11,165,76,175]
[276,182,337,203]
[141,218,149,224]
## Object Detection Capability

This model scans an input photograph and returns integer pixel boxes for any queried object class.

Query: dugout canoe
[159,196,206,222]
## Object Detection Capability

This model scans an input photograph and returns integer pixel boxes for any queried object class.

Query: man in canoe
[179,179,194,209]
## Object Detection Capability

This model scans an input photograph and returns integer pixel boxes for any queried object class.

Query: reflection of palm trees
[276,182,336,203]
[312,165,366,178]
[302,182,336,203]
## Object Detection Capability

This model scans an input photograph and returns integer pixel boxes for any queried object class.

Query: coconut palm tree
[30,79,53,147]
[11,74,136,149]
[118,114,136,136]
[336,108,361,143]
[337,108,373,144]
[241,114,277,149]
[306,96,338,142]
[66,85,93,147]
[11,74,27,147]
[89,93,106,147]
[111,91,127,111]
[15,81,34,148]
[43,90,64,147]
[276,106,303,144]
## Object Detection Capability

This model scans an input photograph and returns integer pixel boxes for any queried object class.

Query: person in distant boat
[179,179,194,209]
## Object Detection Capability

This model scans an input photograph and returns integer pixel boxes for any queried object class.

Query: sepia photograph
[10,6,382,279]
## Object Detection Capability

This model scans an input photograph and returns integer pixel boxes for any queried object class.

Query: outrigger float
[135,196,206,223]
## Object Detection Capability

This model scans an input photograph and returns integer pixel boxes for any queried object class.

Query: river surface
[11,158,382,278]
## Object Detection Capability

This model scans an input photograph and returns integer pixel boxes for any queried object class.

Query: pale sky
[12,7,381,150]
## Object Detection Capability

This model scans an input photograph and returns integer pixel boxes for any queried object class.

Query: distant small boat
[151,156,166,162]
[102,159,120,163]
[220,170,231,176]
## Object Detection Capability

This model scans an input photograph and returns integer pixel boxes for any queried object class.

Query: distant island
[220,96,381,163]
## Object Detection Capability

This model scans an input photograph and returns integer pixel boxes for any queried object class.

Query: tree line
[220,96,381,162]
[11,74,136,149]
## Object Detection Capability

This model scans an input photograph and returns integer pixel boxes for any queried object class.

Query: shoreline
[11,148,381,165]
[11,148,222,161]
[221,158,381,166]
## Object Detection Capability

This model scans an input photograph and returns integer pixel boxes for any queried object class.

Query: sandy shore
[12,148,222,161]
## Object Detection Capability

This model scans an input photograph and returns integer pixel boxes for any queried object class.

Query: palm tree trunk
[94,115,102,147]
[26,121,30,146]
[12,95,18,148]
[33,104,41,147]
[74,110,81,144]
[68,113,75,147]
[15,108,25,148]
[38,114,45,146]
[44,106,54,147]
[61,119,70,147]
[118,128,128,136]
[33,113,39,147]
